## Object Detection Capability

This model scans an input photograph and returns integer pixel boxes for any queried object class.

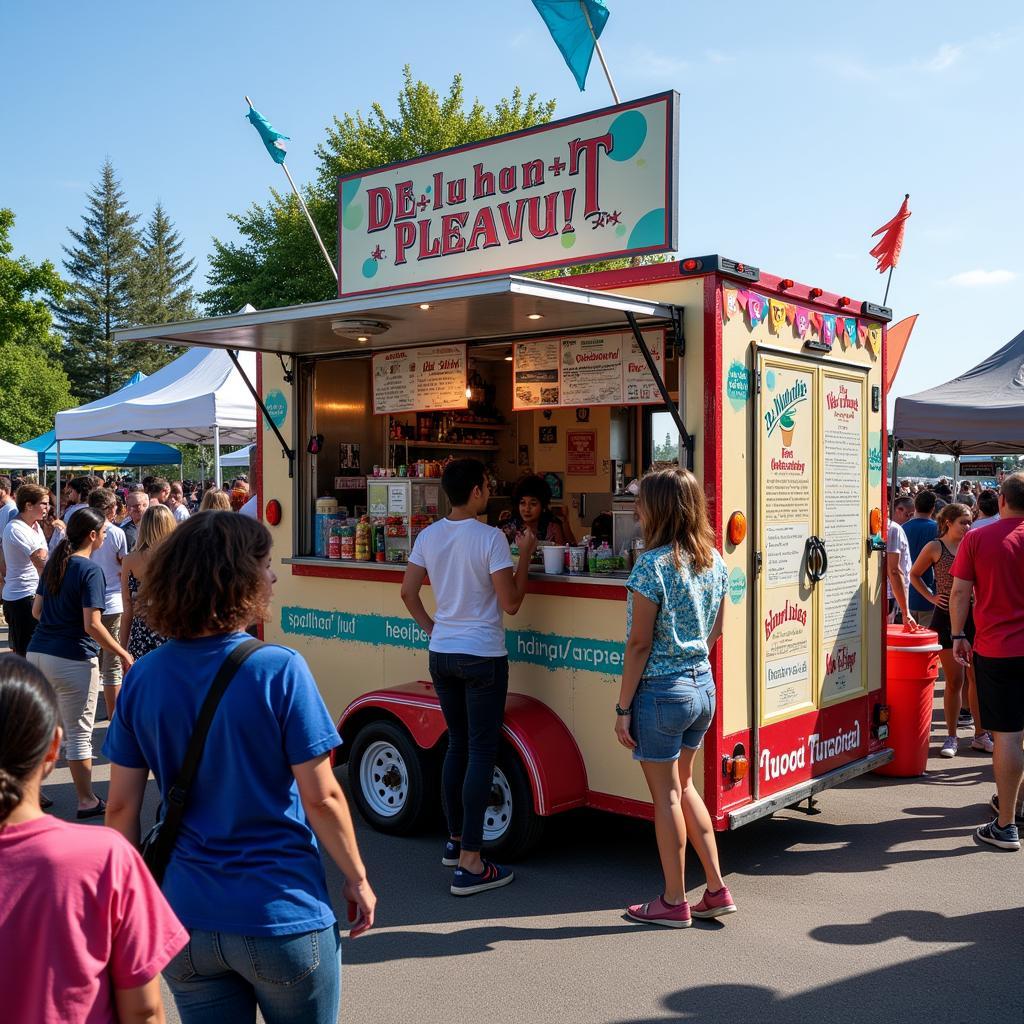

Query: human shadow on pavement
[606,908,1023,1024]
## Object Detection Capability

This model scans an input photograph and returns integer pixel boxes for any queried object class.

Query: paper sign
[388,485,408,515]
[562,335,622,406]
[372,344,468,414]
[513,339,560,408]
[566,431,597,475]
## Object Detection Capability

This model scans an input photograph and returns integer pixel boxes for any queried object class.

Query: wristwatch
[615,703,632,716]
[951,633,967,640]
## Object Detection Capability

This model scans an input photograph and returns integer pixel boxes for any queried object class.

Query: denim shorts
[630,663,716,762]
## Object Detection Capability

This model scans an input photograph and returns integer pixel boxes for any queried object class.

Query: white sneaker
[971,732,994,754]
[939,736,958,758]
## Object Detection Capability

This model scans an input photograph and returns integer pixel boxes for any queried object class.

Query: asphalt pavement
[4,622,1021,1024]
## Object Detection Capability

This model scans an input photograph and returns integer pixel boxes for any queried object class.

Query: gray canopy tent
[892,327,1024,495]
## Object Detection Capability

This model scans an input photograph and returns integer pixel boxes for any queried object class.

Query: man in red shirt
[950,472,1024,851]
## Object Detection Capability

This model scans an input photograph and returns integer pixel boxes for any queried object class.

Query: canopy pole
[624,311,694,470]
[214,427,222,490]
[55,442,62,517]
[953,455,960,493]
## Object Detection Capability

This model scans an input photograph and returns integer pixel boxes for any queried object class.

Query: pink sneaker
[626,895,691,928]
[691,886,737,919]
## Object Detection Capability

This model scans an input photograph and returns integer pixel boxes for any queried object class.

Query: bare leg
[964,668,984,738]
[939,651,962,737]
[677,747,725,891]
[103,683,120,719]
[991,731,1024,828]
[640,759,687,904]
[67,758,99,810]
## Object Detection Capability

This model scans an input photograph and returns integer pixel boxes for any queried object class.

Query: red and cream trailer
[119,92,894,857]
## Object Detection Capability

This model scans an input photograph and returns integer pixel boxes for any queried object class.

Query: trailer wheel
[481,748,544,862]
[349,720,434,834]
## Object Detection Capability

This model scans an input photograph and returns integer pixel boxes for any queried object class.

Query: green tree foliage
[0,208,76,443]
[54,160,141,402]
[125,201,197,374]
[203,69,558,314]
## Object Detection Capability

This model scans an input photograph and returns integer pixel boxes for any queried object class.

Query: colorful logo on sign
[264,390,288,428]
[763,378,807,439]
[726,360,749,410]
[728,567,747,604]
[868,431,883,486]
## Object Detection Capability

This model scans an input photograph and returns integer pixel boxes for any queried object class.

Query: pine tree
[54,160,140,402]
[124,201,197,374]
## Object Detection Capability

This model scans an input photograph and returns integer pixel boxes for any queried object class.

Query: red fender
[337,682,588,817]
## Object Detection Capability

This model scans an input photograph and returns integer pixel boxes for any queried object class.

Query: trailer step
[727,749,895,829]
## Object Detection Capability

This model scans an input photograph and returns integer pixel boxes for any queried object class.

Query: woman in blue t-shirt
[27,507,133,818]
[614,468,736,928]
[104,512,376,1024]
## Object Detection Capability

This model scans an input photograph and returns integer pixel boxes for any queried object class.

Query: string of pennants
[723,287,881,355]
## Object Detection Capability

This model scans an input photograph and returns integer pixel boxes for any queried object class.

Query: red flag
[869,194,911,273]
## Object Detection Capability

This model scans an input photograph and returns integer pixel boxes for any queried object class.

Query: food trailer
[118,91,894,857]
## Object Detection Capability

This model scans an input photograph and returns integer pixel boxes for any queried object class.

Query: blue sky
[2,1,1020,410]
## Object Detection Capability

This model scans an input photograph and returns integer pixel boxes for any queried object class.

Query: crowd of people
[887,473,1024,851]
[0,460,1020,1021]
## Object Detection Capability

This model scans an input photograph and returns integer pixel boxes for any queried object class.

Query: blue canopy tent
[24,429,182,469]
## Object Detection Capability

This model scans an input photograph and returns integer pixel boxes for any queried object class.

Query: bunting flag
[821,314,836,347]
[785,303,796,325]
[768,298,787,334]
[810,311,822,334]
[736,289,749,310]
[746,292,769,327]
[870,194,911,273]
[532,0,610,91]
[794,307,811,338]
[844,317,858,347]
[866,324,883,357]
[246,102,289,165]
[723,287,739,320]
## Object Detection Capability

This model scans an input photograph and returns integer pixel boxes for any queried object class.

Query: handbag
[140,638,263,884]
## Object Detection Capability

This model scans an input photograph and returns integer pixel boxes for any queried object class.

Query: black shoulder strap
[161,638,264,826]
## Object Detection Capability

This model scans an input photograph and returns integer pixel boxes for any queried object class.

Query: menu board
[513,339,561,408]
[372,344,468,414]
[759,359,815,720]
[512,330,665,410]
[820,372,866,703]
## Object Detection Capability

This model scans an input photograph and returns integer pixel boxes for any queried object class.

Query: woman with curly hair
[0,655,186,1024]
[104,512,376,1024]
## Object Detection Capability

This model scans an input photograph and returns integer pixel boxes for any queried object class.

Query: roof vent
[331,319,391,338]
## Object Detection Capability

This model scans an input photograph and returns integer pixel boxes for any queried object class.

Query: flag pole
[245,96,338,283]
[882,266,895,307]
[578,1,620,103]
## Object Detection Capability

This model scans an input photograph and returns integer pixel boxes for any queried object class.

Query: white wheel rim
[359,740,409,818]
[482,765,513,842]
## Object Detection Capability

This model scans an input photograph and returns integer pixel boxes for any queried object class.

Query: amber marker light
[727,511,747,546]
[265,499,282,526]
[869,507,883,536]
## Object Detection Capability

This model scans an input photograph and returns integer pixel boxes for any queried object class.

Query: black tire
[348,719,436,835]
[481,746,545,862]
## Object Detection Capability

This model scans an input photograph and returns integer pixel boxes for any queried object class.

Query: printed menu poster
[372,344,468,414]
[513,339,560,408]
[820,373,866,703]
[513,330,666,410]
[759,360,815,719]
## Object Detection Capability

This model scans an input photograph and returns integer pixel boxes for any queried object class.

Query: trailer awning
[114,275,677,356]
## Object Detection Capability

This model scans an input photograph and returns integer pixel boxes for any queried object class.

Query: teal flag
[532,0,610,91]
[246,104,289,165]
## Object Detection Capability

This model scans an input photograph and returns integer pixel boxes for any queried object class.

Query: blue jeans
[630,663,717,762]
[429,652,509,852]
[164,924,340,1024]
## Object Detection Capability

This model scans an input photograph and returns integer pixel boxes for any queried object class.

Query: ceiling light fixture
[419,303,431,310]
[330,318,391,338]
[527,313,543,320]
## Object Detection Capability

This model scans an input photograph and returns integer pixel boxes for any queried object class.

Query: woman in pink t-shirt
[0,654,187,1024]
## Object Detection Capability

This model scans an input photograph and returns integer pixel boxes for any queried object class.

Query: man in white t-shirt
[887,494,917,629]
[166,481,191,522]
[973,488,1001,529]
[88,488,130,714]
[1,484,50,656]
[401,459,537,897]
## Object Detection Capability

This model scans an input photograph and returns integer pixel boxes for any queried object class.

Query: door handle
[816,537,829,580]
[805,535,821,585]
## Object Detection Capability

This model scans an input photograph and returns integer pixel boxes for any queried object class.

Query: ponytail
[44,507,106,596]
[0,655,59,825]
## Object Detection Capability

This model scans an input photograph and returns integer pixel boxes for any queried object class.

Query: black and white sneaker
[450,859,514,896]
[989,794,1024,825]
[975,818,1020,851]
[957,709,973,729]
[442,838,461,867]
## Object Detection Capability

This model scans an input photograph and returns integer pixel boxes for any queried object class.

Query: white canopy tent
[0,438,39,470]
[55,347,257,487]
[221,444,253,467]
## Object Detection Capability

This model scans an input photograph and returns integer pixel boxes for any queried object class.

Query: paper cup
[542,546,565,574]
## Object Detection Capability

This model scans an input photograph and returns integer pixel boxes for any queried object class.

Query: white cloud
[920,43,963,72]
[946,269,1016,287]
[624,46,690,79]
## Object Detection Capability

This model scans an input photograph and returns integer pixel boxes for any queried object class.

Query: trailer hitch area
[787,794,822,816]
